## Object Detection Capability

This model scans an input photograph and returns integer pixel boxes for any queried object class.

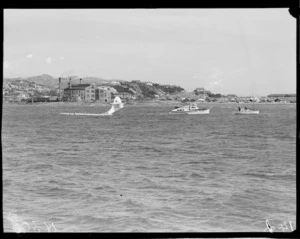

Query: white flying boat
[60,96,124,116]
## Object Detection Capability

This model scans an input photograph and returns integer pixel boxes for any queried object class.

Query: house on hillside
[110,81,121,85]
[251,97,260,102]
[194,88,211,98]
[17,92,31,100]
[259,97,271,102]
[145,82,153,86]
[194,87,211,94]
[197,98,206,102]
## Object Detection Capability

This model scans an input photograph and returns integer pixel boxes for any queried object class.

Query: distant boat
[169,103,210,115]
[60,96,124,116]
[234,94,260,115]
[234,107,259,115]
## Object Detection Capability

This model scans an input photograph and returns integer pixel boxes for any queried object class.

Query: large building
[96,86,112,102]
[63,83,92,101]
[63,83,113,102]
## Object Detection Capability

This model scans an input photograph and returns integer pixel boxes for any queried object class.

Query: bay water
[2,102,296,232]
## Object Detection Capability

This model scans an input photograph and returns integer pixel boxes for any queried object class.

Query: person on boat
[238,106,241,111]
[244,106,247,110]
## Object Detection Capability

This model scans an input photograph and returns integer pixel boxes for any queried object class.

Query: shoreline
[3,100,296,107]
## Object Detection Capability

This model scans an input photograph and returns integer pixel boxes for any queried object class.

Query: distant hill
[3,74,115,89]
[58,76,115,89]
[3,74,58,88]
[26,74,56,87]
[79,77,116,85]
[3,74,188,100]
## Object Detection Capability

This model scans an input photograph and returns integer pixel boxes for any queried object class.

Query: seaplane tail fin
[112,96,124,107]
[105,96,124,115]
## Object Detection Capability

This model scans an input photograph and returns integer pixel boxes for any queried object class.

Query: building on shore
[63,83,114,102]
[96,86,112,102]
[63,83,92,101]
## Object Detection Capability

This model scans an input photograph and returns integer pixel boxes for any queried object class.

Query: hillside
[26,74,56,87]
[3,74,187,99]
[3,74,115,89]
[107,81,186,99]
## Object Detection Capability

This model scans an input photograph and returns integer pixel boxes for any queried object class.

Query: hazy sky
[4,9,296,96]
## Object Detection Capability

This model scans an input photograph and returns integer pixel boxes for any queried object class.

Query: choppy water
[2,102,296,232]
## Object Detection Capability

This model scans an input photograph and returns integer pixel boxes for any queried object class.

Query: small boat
[60,96,124,116]
[234,107,259,115]
[169,103,210,115]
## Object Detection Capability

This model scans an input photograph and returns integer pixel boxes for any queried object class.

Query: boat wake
[4,212,57,232]
[60,96,124,116]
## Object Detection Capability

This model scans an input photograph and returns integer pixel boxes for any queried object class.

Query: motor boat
[169,103,210,115]
[234,107,259,115]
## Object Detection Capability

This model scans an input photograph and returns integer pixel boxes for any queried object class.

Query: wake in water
[60,96,124,116]
[4,212,57,232]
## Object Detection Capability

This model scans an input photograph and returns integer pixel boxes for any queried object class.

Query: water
[2,103,296,232]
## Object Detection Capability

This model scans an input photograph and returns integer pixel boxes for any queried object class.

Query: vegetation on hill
[153,83,185,94]
[107,81,185,99]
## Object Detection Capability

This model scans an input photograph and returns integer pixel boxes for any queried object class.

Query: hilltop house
[194,88,211,98]
[194,87,211,93]
[110,81,121,85]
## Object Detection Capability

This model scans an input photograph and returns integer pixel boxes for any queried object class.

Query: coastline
[3,100,296,107]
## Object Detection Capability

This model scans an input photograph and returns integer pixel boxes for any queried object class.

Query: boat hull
[169,109,210,115]
[233,110,259,115]
[187,109,210,114]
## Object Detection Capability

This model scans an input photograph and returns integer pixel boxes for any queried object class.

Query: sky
[3,9,296,96]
